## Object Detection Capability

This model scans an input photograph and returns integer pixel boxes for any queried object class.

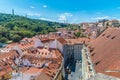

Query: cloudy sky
[1,0,120,23]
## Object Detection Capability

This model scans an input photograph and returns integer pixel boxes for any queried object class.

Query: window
[45,52,47,55]
[90,49,93,53]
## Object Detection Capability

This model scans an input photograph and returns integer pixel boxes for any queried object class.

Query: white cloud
[27,13,41,17]
[92,16,110,20]
[40,18,54,21]
[59,15,66,21]
[59,13,73,21]
[30,6,35,9]
[63,13,73,16]
[43,5,47,8]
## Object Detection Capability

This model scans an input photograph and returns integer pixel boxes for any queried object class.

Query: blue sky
[1,0,120,23]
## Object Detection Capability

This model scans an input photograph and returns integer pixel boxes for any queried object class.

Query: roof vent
[90,47,95,53]
[102,34,105,36]
[91,52,95,56]
[95,60,101,66]
[111,36,116,39]
[106,35,111,38]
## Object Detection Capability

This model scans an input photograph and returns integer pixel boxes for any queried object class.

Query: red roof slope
[88,28,120,78]
[57,37,67,45]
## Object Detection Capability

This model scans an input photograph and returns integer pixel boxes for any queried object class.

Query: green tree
[74,32,81,37]
[0,13,78,42]
[12,35,21,42]
[0,37,8,43]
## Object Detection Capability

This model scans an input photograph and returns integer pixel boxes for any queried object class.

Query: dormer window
[90,47,95,53]
[102,34,105,36]
[91,52,95,56]
[95,61,101,66]
[45,52,47,55]
[106,35,111,38]
[111,36,116,39]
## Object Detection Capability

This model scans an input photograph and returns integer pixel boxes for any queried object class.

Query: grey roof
[88,73,120,80]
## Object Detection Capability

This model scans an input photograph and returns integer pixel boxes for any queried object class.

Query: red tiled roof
[23,67,43,74]
[0,50,19,59]
[66,38,91,45]
[88,27,120,78]
[57,37,67,45]
[108,20,119,22]
[6,43,18,48]
[0,61,13,76]
[36,72,51,80]
[1,36,63,80]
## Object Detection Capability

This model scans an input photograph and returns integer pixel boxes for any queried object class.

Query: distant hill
[0,13,72,43]
[0,13,69,33]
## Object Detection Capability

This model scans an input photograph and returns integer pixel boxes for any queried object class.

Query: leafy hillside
[0,13,69,43]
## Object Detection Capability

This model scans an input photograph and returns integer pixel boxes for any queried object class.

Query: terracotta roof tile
[88,27,120,78]
[66,38,90,45]
[57,37,67,45]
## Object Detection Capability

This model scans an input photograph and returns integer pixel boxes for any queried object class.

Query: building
[81,22,97,29]
[88,73,120,80]
[82,27,120,79]
[0,50,18,80]
[56,28,75,39]
[97,19,109,27]
[105,20,120,27]
[66,38,90,60]
[0,37,65,80]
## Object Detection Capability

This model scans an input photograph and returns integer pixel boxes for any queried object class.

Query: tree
[106,22,109,26]
[0,13,77,42]
[0,37,8,43]
[12,35,21,42]
[74,32,81,37]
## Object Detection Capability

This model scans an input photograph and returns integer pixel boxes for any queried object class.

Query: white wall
[34,39,44,48]
[57,40,63,54]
